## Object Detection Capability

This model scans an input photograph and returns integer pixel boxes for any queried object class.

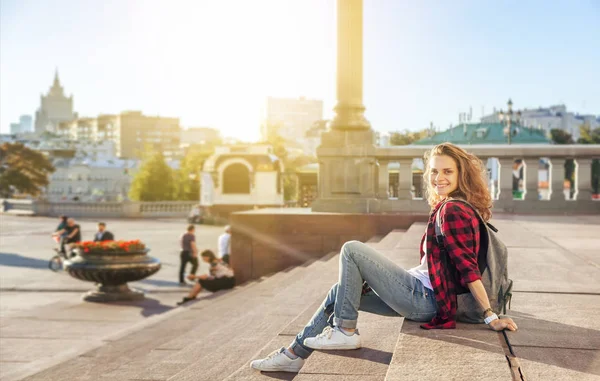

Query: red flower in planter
[74,240,146,254]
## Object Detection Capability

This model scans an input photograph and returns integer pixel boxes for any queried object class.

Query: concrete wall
[229,208,428,284]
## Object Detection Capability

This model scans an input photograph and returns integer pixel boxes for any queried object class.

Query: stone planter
[64,248,161,302]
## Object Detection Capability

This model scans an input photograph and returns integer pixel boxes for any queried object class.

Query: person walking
[218,225,231,265]
[250,143,518,373]
[179,224,198,285]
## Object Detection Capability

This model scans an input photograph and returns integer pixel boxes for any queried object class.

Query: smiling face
[429,155,459,199]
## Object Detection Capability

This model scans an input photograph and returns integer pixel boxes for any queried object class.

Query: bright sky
[1,0,599,142]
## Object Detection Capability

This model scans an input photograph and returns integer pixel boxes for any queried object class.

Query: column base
[319,129,375,149]
[83,284,145,302]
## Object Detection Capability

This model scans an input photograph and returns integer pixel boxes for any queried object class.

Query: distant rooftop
[414,122,551,145]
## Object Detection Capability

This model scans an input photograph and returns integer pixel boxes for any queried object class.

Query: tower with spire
[34,69,75,134]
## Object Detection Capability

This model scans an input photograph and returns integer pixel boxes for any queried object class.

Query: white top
[211,262,234,278]
[407,239,433,290]
[218,232,231,258]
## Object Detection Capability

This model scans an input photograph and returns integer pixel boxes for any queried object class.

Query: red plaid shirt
[420,201,482,329]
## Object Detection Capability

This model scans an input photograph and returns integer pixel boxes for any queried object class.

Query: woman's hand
[489,317,518,331]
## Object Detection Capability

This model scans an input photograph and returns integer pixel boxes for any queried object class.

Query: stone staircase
[22,219,599,381]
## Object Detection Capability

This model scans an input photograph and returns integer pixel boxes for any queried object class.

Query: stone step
[223,335,299,381]
[22,253,339,381]
[225,234,425,381]
[368,229,406,250]
[226,308,404,381]
[393,222,426,250]
[102,253,337,380]
[384,321,511,381]
[366,235,384,244]
[119,253,341,380]
[298,312,403,380]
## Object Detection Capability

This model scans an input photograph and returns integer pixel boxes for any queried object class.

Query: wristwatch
[484,313,499,325]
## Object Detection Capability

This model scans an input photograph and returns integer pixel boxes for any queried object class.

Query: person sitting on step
[177,250,235,305]
[250,143,518,373]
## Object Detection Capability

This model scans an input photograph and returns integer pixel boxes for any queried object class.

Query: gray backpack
[435,199,513,323]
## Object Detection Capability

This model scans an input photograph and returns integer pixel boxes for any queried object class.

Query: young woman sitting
[250,142,518,373]
[177,250,235,305]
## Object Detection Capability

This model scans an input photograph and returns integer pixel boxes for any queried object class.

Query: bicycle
[49,248,76,272]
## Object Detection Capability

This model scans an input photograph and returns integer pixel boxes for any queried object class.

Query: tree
[261,125,316,201]
[550,129,574,144]
[389,129,429,145]
[174,146,215,201]
[577,124,600,144]
[0,142,55,198]
[128,150,176,201]
[576,124,600,194]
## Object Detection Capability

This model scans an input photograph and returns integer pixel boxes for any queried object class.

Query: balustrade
[368,144,599,214]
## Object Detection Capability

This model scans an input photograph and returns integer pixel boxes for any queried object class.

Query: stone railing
[314,144,600,214]
[0,199,197,218]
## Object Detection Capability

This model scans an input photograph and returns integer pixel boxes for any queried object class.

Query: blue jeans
[290,240,437,359]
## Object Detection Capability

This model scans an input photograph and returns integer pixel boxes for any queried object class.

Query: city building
[117,111,180,158]
[46,157,138,202]
[9,115,33,135]
[9,123,20,135]
[262,96,324,155]
[58,111,181,159]
[181,127,221,147]
[480,104,599,141]
[200,144,284,217]
[413,122,551,146]
[34,70,75,134]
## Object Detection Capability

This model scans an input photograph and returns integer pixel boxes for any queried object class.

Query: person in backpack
[250,142,518,374]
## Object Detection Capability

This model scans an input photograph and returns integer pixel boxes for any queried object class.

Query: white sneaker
[250,347,305,373]
[303,326,361,350]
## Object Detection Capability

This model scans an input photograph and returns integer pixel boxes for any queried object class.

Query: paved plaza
[0,213,599,380]
[0,215,225,381]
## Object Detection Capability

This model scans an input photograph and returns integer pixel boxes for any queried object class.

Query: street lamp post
[497,98,522,145]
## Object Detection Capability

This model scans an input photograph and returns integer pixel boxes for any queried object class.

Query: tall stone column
[329,0,370,132]
[313,0,378,213]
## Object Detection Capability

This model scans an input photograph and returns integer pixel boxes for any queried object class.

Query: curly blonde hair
[423,143,493,221]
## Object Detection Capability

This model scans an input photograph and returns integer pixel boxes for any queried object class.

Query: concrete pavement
[1,213,599,380]
[0,215,225,381]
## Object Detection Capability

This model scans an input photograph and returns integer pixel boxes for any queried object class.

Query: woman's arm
[467,280,518,331]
